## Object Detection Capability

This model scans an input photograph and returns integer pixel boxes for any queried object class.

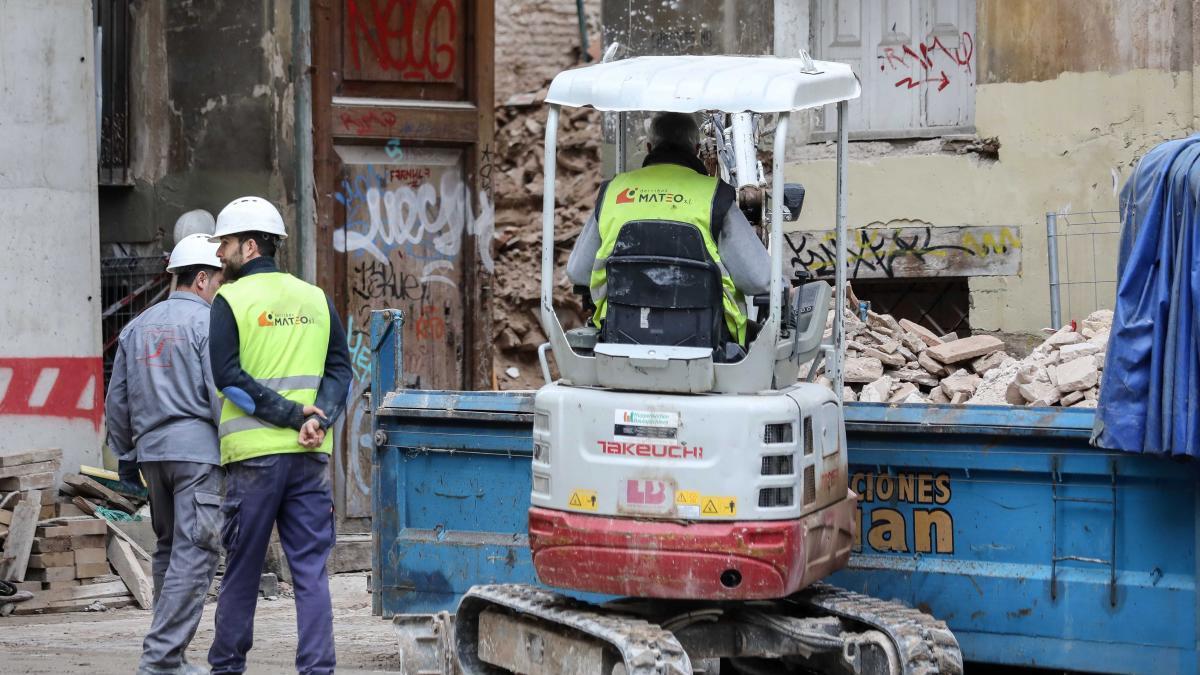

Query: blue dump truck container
[368,311,1200,673]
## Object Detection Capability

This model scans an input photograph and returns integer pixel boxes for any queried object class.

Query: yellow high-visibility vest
[215,272,331,464]
[591,163,747,343]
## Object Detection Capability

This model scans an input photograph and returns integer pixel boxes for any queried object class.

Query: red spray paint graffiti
[345,0,459,81]
[881,32,974,92]
[0,357,104,429]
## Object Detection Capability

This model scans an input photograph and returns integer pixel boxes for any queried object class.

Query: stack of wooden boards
[0,449,153,615]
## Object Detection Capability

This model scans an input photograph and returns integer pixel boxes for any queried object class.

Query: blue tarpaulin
[1093,135,1200,457]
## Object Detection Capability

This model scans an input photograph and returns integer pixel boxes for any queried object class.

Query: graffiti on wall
[785,225,1021,279]
[0,357,104,429]
[333,144,495,517]
[880,32,974,92]
[333,165,495,281]
[344,0,460,82]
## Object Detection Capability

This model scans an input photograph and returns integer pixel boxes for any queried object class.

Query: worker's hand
[299,418,325,449]
[302,404,325,418]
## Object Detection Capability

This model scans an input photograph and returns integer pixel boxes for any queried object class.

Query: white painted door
[815,0,976,137]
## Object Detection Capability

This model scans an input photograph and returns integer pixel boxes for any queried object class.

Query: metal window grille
[101,256,171,385]
[1046,211,1121,328]
[852,278,972,338]
[95,0,131,186]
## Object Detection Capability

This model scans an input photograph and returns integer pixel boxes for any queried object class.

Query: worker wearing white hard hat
[106,230,227,675]
[206,196,351,674]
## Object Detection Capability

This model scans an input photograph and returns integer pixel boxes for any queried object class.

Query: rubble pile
[823,307,1112,408]
[490,83,604,387]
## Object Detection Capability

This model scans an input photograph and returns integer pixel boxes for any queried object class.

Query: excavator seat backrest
[601,220,726,350]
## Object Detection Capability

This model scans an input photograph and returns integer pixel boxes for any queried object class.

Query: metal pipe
[615,111,627,173]
[1047,211,1062,328]
[294,0,316,283]
[769,113,790,348]
[833,101,849,399]
[731,112,757,189]
[574,0,591,62]
[539,106,561,335]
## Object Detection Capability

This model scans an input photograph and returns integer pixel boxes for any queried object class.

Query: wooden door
[313,0,494,525]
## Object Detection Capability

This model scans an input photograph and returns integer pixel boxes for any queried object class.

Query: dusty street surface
[0,573,400,673]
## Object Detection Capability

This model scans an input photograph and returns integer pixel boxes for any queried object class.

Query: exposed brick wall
[494,0,600,104]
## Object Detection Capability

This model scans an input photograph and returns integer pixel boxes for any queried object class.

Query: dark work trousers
[139,461,225,673]
[208,453,336,675]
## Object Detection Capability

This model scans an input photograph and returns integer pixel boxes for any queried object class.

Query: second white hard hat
[167,233,222,272]
[210,196,289,242]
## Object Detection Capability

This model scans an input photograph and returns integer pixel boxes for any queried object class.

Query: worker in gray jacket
[105,233,226,675]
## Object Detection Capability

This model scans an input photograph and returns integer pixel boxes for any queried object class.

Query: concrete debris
[971,351,1010,376]
[859,376,893,403]
[815,301,1111,407]
[888,382,918,403]
[926,335,1005,364]
[899,319,942,347]
[844,357,885,383]
[504,367,521,379]
[1055,356,1099,393]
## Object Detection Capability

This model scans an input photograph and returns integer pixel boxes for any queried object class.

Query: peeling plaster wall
[788,0,1196,334]
[99,0,297,265]
[0,1,103,470]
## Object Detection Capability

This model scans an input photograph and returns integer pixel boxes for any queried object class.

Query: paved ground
[0,573,401,673]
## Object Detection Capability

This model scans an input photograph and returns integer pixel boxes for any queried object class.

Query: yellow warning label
[568,489,598,512]
[700,495,737,517]
[675,490,700,506]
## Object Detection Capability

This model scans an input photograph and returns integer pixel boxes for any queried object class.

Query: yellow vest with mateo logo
[216,272,331,464]
[591,163,748,344]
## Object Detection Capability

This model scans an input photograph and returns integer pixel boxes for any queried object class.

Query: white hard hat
[173,209,216,244]
[167,233,222,272]
[210,196,288,242]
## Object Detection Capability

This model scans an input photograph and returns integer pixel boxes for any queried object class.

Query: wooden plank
[42,579,81,590]
[107,536,152,609]
[72,496,99,516]
[75,562,111,578]
[0,472,55,491]
[27,551,74,568]
[9,579,130,613]
[24,566,75,582]
[67,519,108,536]
[104,519,152,562]
[74,547,106,565]
[36,524,72,538]
[31,537,71,553]
[54,502,86,518]
[62,474,137,514]
[0,490,42,581]
[785,225,1023,280]
[12,595,134,615]
[71,534,105,549]
[0,449,62,468]
[82,573,121,585]
[0,460,60,479]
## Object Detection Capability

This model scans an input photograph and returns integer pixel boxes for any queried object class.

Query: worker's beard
[222,249,246,282]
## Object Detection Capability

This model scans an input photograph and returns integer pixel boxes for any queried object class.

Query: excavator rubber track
[457,583,693,675]
[455,582,963,675]
[798,582,964,675]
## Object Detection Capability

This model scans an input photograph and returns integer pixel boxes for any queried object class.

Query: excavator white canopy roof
[545,55,861,113]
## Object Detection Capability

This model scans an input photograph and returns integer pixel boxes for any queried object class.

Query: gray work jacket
[105,291,221,465]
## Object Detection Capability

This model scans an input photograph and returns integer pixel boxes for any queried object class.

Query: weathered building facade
[784,0,1196,334]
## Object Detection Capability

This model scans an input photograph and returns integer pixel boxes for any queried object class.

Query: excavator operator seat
[601,220,726,351]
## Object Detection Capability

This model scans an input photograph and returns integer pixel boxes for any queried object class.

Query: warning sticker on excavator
[568,489,598,511]
[675,490,701,518]
[700,496,737,517]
